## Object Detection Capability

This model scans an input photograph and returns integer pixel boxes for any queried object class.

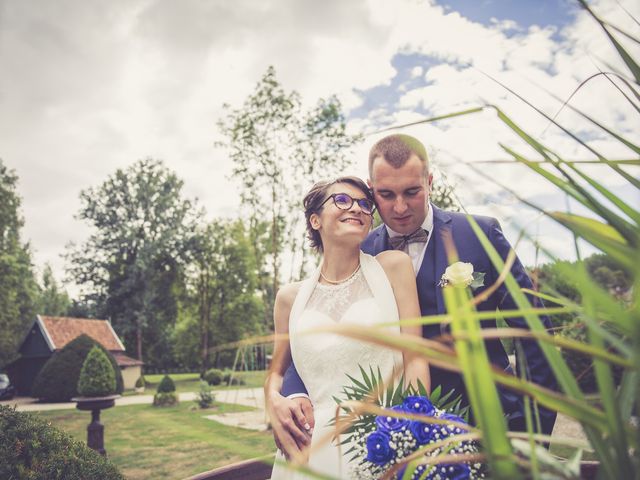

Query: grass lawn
[124,370,267,396]
[35,401,275,479]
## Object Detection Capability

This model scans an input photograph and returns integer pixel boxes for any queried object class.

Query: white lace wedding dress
[270,252,403,479]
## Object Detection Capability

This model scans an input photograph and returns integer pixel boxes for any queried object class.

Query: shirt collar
[386,203,434,238]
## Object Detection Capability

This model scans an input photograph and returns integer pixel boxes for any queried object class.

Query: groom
[271,134,557,456]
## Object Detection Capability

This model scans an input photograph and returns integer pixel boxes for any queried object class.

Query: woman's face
[311,182,373,250]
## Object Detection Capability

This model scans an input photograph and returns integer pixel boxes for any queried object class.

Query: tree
[217,66,362,326]
[0,159,39,367]
[175,219,264,371]
[66,159,199,365]
[37,264,70,316]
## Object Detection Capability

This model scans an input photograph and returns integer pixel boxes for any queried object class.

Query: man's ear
[310,213,321,230]
[426,172,434,193]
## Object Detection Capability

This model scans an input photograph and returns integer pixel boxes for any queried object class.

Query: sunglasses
[320,193,375,215]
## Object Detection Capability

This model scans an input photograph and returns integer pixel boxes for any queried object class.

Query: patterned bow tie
[389,228,429,250]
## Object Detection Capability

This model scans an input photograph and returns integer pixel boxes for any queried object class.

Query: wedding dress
[270,252,403,479]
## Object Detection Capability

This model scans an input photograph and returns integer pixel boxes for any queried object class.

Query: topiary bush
[156,374,175,393]
[77,346,116,397]
[153,375,178,406]
[0,405,124,480]
[31,334,124,402]
[203,368,224,386]
[135,375,146,388]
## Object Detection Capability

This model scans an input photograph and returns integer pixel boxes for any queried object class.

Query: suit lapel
[372,225,390,255]
[432,206,452,315]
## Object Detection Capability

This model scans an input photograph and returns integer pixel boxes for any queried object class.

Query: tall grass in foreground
[311,3,639,479]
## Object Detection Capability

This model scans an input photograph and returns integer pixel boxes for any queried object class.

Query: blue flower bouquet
[334,367,484,480]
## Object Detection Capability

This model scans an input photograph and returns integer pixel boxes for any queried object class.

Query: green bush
[203,368,224,386]
[560,322,624,393]
[196,380,214,408]
[31,334,124,402]
[77,346,117,397]
[135,375,146,388]
[156,374,175,393]
[153,392,178,407]
[223,371,246,386]
[0,405,124,480]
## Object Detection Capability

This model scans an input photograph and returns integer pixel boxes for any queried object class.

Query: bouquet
[335,367,484,480]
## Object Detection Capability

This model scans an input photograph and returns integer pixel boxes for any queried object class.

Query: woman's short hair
[303,176,373,252]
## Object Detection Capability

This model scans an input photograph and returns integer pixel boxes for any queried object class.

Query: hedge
[0,405,124,480]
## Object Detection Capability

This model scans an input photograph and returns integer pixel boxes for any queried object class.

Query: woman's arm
[264,282,312,461]
[378,251,431,393]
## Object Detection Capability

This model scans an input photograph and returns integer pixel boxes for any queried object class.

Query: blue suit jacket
[282,205,557,434]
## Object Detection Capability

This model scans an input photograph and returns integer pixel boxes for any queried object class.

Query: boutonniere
[438,261,485,290]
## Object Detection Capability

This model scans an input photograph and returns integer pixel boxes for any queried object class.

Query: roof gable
[38,315,125,351]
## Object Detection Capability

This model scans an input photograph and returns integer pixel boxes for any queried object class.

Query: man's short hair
[368,134,429,178]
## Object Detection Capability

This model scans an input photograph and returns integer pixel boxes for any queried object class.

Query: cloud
[0,0,638,290]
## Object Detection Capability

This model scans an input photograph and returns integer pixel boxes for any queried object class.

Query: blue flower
[438,412,468,437]
[409,420,437,445]
[402,395,435,416]
[427,462,470,480]
[366,430,394,466]
[376,405,410,433]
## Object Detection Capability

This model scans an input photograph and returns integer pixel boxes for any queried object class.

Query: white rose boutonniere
[439,261,485,290]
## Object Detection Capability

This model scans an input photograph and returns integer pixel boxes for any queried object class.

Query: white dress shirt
[386,203,434,275]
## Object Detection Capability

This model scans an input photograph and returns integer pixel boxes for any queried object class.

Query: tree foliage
[217,66,362,326]
[0,159,39,368]
[37,264,70,316]
[173,219,264,370]
[66,159,199,365]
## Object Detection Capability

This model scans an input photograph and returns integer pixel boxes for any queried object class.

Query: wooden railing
[184,455,274,480]
[184,456,598,479]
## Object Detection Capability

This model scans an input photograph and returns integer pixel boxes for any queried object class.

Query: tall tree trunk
[136,321,143,361]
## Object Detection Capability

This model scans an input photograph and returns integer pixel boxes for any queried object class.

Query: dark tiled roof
[112,352,144,367]
[39,316,125,351]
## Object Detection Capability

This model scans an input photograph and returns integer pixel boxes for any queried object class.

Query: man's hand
[267,393,315,462]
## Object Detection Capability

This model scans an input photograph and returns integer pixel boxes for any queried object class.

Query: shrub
[203,368,224,386]
[156,375,175,393]
[135,375,146,388]
[0,405,124,480]
[223,371,246,386]
[77,346,117,397]
[153,392,178,407]
[196,380,214,408]
[31,334,124,402]
[560,322,624,393]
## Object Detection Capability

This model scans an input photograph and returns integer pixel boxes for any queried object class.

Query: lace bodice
[305,267,372,321]
[272,253,403,479]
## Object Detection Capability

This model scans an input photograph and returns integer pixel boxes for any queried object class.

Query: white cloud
[0,0,638,290]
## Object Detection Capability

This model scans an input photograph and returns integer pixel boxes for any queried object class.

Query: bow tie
[389,228,429,250]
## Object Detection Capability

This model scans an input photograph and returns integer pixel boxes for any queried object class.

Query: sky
[1,0,639,292]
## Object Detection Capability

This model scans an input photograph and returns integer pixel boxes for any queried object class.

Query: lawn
[35,401,275,479]
[125,370,267,396]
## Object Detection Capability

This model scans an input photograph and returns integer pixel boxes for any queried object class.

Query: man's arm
[488,219,558,435]
[281,363,308,398]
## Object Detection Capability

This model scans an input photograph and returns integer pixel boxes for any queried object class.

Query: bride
[265,176,429,479]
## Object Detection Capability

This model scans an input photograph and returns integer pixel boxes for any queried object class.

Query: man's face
[369,154,432,235]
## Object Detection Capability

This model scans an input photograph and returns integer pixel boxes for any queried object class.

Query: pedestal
[72,395,120,456]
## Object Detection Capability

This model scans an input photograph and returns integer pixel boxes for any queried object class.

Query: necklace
[319,263,361,285]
